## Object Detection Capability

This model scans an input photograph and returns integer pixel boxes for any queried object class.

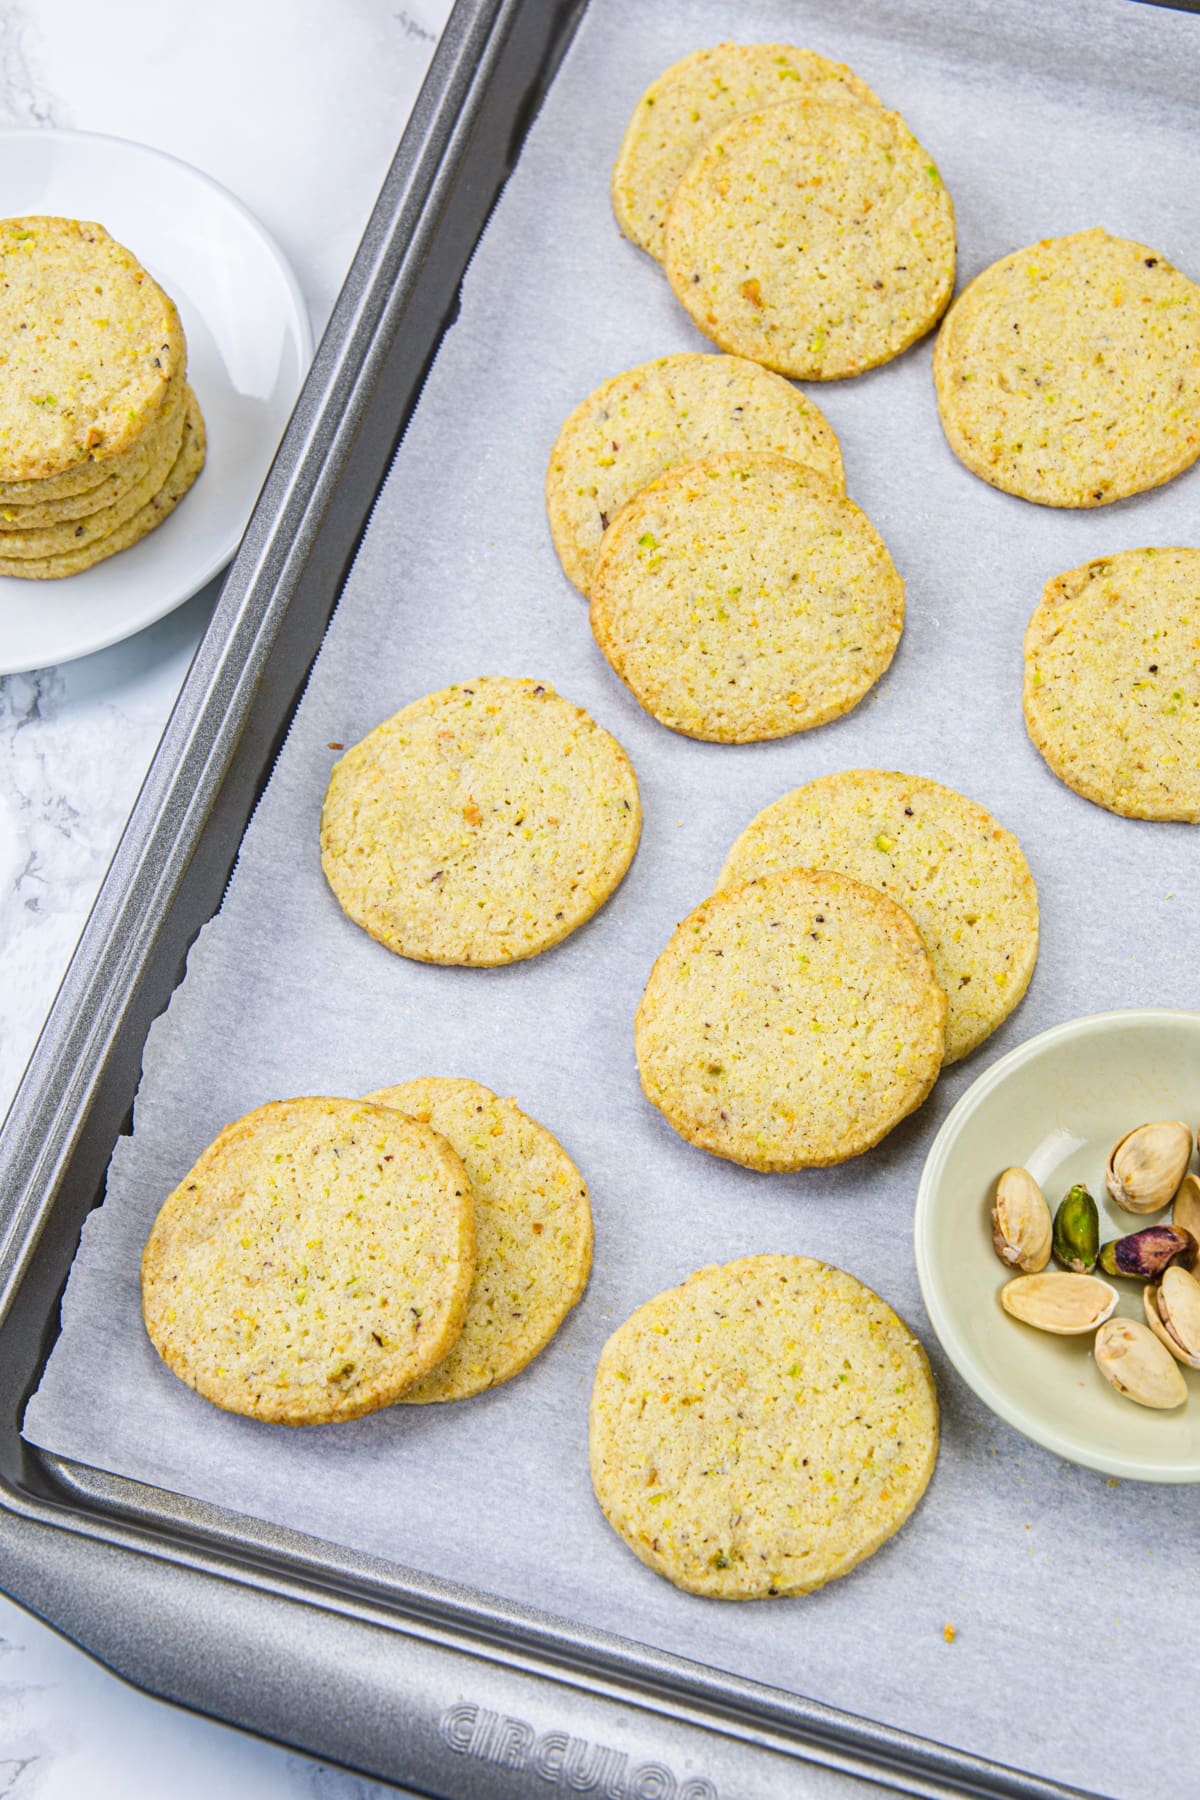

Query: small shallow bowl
[915,1009,1200,1483]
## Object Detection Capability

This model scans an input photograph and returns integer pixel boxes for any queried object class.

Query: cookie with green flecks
[546,351,844,595]
[590,1254,939,1599]
[635,869,946,1171]
[141,1097,477,1426]
[663,100,955,380]
[367,1078,592,1402]
[718,769,1039,1063]
[934,229,1200,506]
[320,677,642,965]
[0,367,187,524]
[611,42,882,265]
[1023,547,1200,821]
[589,453,903,743]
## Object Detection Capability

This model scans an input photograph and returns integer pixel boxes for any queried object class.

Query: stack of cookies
[141,1082,593,1425]
[0,215,205,579]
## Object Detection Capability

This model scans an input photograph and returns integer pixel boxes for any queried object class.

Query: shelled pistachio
[1105,1121,1192,1215]
[991,1167,1052,1272]
[1053,1183,1099,1273]
[1097,1225,1195,1282]
[1094,1317,1188,1409]
[1143,1266,1200,1370]
[1000,1272,1117,1334]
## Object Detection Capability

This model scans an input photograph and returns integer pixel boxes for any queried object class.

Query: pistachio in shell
[1000,1272,1118,1335]
[1094,1317,1187,1410]
[991,1167,1052,1271]
[1172,1172,1200,1248]
[1098,1225,1196,1282]
[1144,1265,1200,1370]
[1105,1120,1192,1215]
[1052,1183,1099,1273]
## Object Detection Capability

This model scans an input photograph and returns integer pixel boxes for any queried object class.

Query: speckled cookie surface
[612,42,881,265]
[0,388,205,579]
[0,216,185,482]
[546,352,844,595]
[1023,547,1200,821]
[0,367,186,525]
[635,870,946,1171]
[320,677,642,966]
[140,1098,476,1426]
[367,1078,593,1402]
[0,398,183,556]
[589,454,903,743]
[933,230,1200,507]
[718,770,1039,1063]
[590,1255,939,1599]
[663,101,955,380]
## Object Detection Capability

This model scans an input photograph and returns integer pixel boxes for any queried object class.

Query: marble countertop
[0,0,447,1790]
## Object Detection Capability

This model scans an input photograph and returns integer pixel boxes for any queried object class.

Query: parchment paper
[24,2,1200,1793]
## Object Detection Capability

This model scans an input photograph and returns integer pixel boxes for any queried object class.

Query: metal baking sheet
[11,0,1200,1794]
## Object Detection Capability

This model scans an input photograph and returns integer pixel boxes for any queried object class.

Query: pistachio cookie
[546,352,844,595]
[718,770,1039,1063]
[0,216,185,483]
[0,367,187,525]
[1023,547,1200,821]
[590,1255,939,1599]
[612,42,882,265]
[635,870,946,1171]
[0,399,184,558]
[589,454,903,743]
[0,390,206,579]
[141,1098,476,1426]
[663,101,955,380]
[320,677,642,965]
[367,1079,593,1401]
[934,230,1200,507]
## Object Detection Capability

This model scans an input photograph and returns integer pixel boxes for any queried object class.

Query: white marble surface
[0,0,447,1789]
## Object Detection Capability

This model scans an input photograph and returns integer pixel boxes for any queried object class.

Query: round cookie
[933,230,1200,507]
[636,870,946,1171]
[663,101,955,380]
[320,677,642,966]
[367,1078,593,1402]
[590,1254,939,1599]
[718,770,1039,1064]
[1023,547,1200,821]
[0,367,187,526]
[612,42,882,265]
[0,398,183,557]
[0,388,206,579]
[546,352,844,595]
[141,1097,477,1426]
[589,453,904,743]
[0,216,185,482]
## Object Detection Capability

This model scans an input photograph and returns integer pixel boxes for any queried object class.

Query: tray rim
[3,0,1197,1794]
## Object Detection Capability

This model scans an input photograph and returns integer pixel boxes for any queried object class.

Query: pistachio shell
[1172,1172,1200,1251]
[991,1167,1052,1271]
[1000,1272,1118,1334]
[1094,1317,1188,1409]
[1105,1121,1192,1215]
[1144,1265,1200,1369]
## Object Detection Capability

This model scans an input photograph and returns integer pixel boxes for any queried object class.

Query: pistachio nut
[1098,1225,1196,1282]
[1000,1272,1118,1334]
[1052,1183,1099,1273]
[1143,1265,1200,1370]
[1172,1172,1200,1249]
[1105,1120,1192,1215]
[991,1167,1052,1271]
[1094,1317,1188,1410]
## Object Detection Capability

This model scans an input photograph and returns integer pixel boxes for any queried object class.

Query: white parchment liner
[25,2,1200,1792]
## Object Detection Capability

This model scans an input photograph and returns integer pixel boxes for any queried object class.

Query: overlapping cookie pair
[635,770,1040,1173]
[0,216,205,577]
[141,1080,592,1425]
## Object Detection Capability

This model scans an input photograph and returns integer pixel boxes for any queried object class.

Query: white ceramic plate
[915,1009,1200,1483]
[0,129,313,674]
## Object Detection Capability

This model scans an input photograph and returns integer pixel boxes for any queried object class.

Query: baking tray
[0,2,1195,1795]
